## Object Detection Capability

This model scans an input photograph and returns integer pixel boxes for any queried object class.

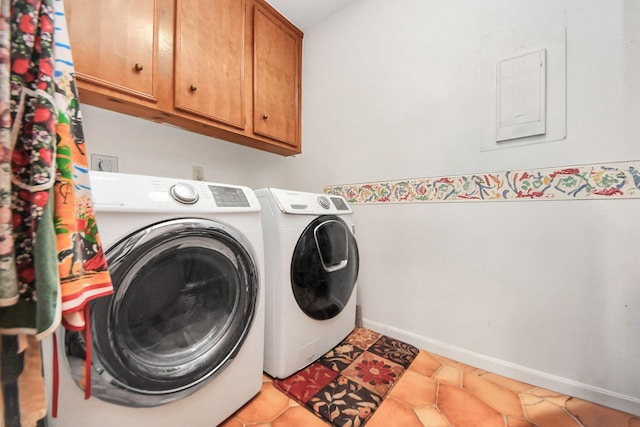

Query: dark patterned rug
[273,327,419,426]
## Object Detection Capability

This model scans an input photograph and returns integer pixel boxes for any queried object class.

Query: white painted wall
[293,0,640,414]
[80,0,640,415]
[81,105,291,189]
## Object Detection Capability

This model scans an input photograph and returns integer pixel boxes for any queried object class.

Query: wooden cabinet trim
[76,74,159,103]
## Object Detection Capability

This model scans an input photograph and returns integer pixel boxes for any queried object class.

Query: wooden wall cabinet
[65,0,303,156]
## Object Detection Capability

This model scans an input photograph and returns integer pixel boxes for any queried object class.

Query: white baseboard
[363,318,640,417]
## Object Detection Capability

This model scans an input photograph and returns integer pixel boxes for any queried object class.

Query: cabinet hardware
[190,84,198,92]
[134,63,144,71]
[262,113,269,120]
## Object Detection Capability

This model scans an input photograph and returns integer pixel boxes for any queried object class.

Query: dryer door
[65,218,259,407]
[290,215,359,320]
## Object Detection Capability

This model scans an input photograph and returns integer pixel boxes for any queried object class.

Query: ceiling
[266,0,359,31]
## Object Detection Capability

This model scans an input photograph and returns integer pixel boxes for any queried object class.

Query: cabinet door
[253,1,302,148]
[174,0,247,130]
[65,0,159,102]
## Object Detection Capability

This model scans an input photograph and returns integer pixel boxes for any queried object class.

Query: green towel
[0,188,59,337]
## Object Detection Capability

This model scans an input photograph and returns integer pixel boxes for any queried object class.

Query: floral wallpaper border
[323,161,640,204]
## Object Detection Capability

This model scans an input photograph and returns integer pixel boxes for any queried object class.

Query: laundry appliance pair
[43,172,359,426]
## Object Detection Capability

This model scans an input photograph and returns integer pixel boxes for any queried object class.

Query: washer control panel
[90,171,259,212]
[208,185,250,208]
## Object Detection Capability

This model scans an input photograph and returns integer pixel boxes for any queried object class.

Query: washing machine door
[65,218,259,407]
[290,215,359,320]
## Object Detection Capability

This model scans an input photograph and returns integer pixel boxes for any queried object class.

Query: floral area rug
[273,328,419,427]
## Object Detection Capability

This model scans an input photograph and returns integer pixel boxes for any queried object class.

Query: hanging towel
[0,0,17,308]
[0,0,60,339]
[0,1,112,423]
[52,0,112,330]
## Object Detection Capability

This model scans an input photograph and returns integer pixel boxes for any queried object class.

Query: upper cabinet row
[65,0,303,156]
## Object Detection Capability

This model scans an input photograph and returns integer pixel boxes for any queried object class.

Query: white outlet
[91,154,118,172]
[192,165,204,181]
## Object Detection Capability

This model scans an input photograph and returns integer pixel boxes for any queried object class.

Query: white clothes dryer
[256,188,359,379]
[43,171,265,427]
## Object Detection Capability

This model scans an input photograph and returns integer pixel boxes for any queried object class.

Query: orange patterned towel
[52,0,113,331]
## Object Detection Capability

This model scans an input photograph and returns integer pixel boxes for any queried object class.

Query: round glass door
[290,215,359,320]
[65,218,259,407]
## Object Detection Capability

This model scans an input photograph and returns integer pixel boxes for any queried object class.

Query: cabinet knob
[262,113,269,120]
[134,63,144,71]
[190,84,198,92]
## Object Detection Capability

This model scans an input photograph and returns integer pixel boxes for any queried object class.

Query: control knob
[170,183,199,204]
[317,196,330,209]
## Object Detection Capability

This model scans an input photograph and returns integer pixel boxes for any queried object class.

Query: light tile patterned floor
[220,349,640,427]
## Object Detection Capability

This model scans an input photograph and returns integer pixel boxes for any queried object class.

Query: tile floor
[220,347,640,427]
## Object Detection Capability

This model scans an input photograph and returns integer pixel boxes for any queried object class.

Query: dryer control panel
[264,188,353,215]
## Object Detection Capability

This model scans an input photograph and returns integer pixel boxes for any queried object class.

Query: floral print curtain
[0,0,15,310]
[1,0,59,340]
[0,0,113,424]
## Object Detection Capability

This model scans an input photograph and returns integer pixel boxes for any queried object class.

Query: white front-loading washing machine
[43,171,265,427]
[255,188,359,379]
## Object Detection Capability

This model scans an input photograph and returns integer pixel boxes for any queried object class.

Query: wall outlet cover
[91,154,118,172]
[193,165,204,181]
